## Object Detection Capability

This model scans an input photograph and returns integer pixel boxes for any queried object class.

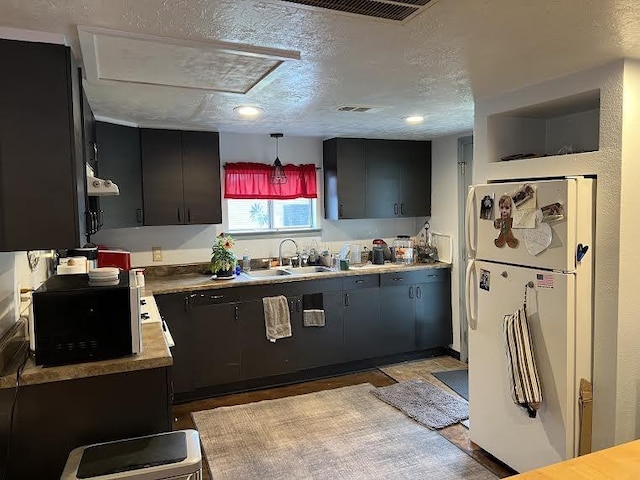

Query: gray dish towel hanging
[302,293,325,327]
[262,296,291,342]
[503,297,542,418]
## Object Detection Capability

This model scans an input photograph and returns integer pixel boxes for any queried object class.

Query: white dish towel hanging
[503,301,543,418]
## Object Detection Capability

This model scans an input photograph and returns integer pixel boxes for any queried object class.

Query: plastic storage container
[61,430,202,480]
[393,235,414,264]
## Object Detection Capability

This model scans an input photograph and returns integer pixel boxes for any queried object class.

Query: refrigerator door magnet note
[494,195,519,248]
[524,212,553,256]
[479,269,490,291]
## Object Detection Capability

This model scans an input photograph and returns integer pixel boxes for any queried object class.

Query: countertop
[144,261,451,295]
[0,322,172,389]
[512,439,640,479]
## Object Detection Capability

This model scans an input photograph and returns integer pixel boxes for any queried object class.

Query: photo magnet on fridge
[494,195,519,248]
[479,269,490,291]
[541,202,565,223]
[511,184,536,209]
[480,194,494,220]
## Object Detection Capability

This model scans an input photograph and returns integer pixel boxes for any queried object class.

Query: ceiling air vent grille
[338,105,375,113]
[280,0,432,22]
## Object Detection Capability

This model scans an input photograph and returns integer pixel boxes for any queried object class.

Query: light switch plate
[152,246,163,262]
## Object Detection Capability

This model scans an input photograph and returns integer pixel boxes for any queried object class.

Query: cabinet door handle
[392,277,404,282]
[344,293,349,307]
[427,274,438,278]
[136,208,143,224]
[209,295,223,300]
[235,304,239,322]
[177,208,181,223]
[355,280,364,284]
[296,299,301,313]
[401,203,405,215]
[339,204,343,217]
[98,210,104,229]
[416,286,422,299]
[188,208,191,223]
[394,203,398,215]
[409,286,414,299]
[184,296,189,311]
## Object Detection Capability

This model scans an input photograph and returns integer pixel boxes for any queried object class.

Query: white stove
[140,295,175,347]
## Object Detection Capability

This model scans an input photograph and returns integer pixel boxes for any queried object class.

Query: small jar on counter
[393,235,414,265]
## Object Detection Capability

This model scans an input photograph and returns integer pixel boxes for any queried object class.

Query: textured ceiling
[2,0,640,139]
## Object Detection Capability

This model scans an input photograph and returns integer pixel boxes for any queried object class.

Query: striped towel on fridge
[503,307,543,418]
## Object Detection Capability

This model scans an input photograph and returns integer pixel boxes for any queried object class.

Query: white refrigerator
[465,177,595,473]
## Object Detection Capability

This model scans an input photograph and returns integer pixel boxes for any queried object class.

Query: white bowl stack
[88,267,120,286]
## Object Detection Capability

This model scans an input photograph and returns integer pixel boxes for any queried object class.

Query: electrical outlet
[152,246,163,262]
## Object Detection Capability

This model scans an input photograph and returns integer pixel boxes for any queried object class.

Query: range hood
[86,165,119,196]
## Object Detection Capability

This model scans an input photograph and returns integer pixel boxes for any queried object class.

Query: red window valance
[224,162,318,199]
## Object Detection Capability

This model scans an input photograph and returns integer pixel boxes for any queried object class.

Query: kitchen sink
[285,266,333,274]
[243,269,293,278]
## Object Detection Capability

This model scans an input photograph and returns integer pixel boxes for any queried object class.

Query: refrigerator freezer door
[469,178,590,271]
[468,260,578,473]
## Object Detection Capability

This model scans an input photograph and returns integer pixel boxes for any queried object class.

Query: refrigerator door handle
[466,259,477,330]
[465,186,477,257]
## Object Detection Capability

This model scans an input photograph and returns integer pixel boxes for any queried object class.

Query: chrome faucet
[278,238,299,267]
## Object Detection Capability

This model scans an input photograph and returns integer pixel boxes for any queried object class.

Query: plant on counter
[211,233,237,276]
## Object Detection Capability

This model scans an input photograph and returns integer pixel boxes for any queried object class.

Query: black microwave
[32,271,141,366]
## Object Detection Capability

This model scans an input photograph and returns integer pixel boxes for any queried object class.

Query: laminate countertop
[511,439,640,479]
[0,322,172,389]
[144,262,451,295]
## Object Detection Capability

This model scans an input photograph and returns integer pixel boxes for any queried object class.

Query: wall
[94,132,426,267]
[615,59,640,442]
[0,249,51,340]
[0,253,17,339]
[430,133,471,353]
[474,60,627,450]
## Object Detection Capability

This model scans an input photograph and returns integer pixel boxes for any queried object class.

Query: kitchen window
[227,198,317,233]
[224,162,319,234]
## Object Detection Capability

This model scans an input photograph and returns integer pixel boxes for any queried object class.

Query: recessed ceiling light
[234,105,263,119]
[405,115,424,125]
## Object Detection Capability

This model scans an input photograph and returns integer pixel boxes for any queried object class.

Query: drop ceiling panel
[79,26,300,94]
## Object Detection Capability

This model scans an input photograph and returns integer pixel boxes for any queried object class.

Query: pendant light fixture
[269,133,287,184]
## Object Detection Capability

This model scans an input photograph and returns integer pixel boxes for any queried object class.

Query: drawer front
[380,268,448,287]
[342,274,379,290]
[187,288,241,307]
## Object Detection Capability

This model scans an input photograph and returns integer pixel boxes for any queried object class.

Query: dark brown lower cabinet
[379,284,417,356]
[416,280,453,349]
[155,269,452,400]
[294,291,344,369]
[342,287,382,361]
[240,298,299,379]
[156,293,195,395]
[190,301,241,387]
[0,368,171,479]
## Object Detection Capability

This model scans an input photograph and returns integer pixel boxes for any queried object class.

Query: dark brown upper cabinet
[323,138,431,220]
[140,128,221,226]
[0,39,86,251]
[96,122,143,229]
[323,138,366,219]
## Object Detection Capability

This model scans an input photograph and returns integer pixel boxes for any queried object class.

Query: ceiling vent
[279,0,434,22]
[337,105,383,113]
[337,105,378,113]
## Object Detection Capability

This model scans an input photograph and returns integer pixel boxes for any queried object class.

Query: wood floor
[173,363,516,479]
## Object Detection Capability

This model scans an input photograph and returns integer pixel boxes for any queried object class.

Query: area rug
[373,380,469,429]
[192,383,495,480]
[432,369,469,401]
